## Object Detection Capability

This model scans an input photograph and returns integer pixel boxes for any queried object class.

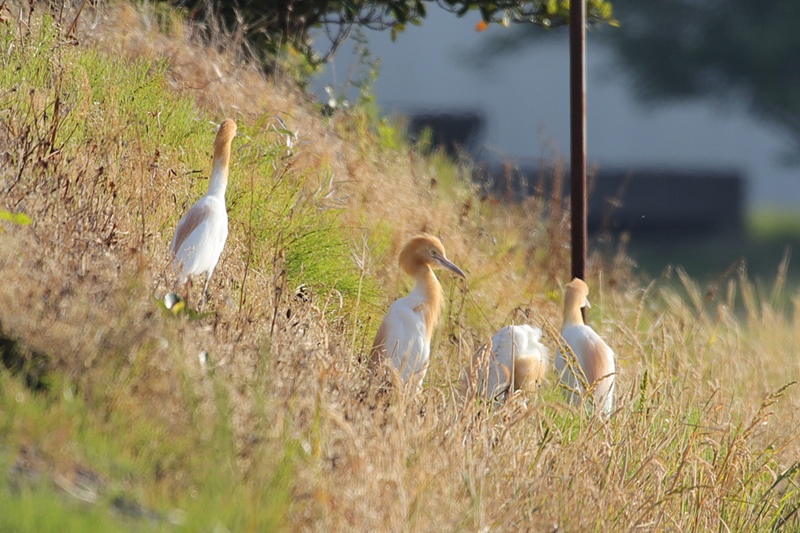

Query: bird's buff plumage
[555,278,616,415]
[370,234,466,391]
[170,119,237,304]
[470,324,550,401]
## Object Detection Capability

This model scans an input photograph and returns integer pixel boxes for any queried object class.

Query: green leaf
[416,0,426,19]
[0,210,32,226]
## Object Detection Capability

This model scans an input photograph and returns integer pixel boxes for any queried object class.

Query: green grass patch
[749,209,800,239]
[0,361,296,532]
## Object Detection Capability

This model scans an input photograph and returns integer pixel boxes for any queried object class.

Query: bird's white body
[171,194,228,284]
[471,325,549,400]
[380,284,431,386]
[555,279,616,416]
[371,234,466,392]
[170,119,236,303]
[556,324,615,414]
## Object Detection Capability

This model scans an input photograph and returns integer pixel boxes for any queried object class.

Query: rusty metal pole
[569,0,587,285]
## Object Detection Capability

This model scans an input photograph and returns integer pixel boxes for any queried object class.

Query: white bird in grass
[370,234,466,391]
[471,324,550,401]
[170,119,237,306]
[555,278,615,416]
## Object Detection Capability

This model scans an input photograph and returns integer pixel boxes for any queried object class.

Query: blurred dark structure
[587,169,743,240]
[477,163,744,241]
[407,110,745,243]
[406,111,485,159]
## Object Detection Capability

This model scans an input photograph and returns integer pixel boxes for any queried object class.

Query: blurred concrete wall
[313,9,800,213]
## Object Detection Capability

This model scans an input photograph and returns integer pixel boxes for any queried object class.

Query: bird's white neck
[206,159,229,199]
[563,295,585,329]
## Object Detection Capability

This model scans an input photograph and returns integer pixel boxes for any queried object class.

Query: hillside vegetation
[1,2,799,531]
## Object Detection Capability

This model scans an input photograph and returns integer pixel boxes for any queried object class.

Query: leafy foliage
[605,0,800,157]
[175,0,616,66]
[474,0,800,159]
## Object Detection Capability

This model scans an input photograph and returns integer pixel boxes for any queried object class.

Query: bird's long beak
[584,296,592,309]
[437,256,466,279]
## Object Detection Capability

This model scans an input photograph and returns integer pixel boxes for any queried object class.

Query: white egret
[370,234,466,391]
[555,278,615,415]
[170,119,237,306]
[471,324,549,401]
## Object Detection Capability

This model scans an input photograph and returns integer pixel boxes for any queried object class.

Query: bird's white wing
[381,298,429,382]
[562,325,614,385]
[172,199,213,255]
[561,324,615,413]
[478,343,510,400]
[171,197,228,280]
[512,325,549,391]
[491,325,549,394]
[492,325,547,361]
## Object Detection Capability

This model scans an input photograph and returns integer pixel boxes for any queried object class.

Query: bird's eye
[430,249,437,257]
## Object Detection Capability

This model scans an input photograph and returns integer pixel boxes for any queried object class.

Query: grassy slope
[1,3,799,531]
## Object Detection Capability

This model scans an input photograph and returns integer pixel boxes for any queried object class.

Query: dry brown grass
[1,2,799,531]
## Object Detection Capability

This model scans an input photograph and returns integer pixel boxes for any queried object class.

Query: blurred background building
[313,4,800,279]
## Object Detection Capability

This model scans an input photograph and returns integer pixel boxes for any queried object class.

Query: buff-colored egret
[555,278,615,415]
[170,119,237,306]
[471,325,549,401]
[370,234,466,391]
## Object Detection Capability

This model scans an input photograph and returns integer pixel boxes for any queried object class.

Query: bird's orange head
[214,118,236,154]
[203,118,238,196]
[564,277,591,319]
[398,234,466,279]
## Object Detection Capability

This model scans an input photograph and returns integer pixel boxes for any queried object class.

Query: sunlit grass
[0,2,798,532]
